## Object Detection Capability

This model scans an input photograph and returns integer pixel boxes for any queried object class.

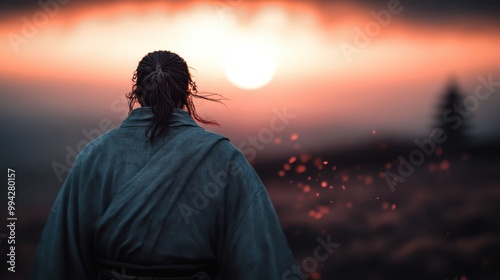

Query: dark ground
[260,141,500,280]
[1,138,499,280]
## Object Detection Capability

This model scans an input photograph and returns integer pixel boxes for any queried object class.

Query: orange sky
[1,0,500,151]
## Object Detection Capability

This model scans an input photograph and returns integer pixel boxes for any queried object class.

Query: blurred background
[1,0,500,279]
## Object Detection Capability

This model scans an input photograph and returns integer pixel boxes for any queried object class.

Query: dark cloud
[344,0,500,15]
[352,0,500,23]
[2,0,500,21]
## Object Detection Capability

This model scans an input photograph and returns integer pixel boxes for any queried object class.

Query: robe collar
[120,107,199,128]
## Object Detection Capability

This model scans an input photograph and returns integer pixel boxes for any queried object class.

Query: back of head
[126,50,220,144]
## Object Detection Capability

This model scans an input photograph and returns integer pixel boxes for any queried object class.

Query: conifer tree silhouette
[435,78,471,155]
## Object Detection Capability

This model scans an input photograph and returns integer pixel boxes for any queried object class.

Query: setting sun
[224,44,277,90]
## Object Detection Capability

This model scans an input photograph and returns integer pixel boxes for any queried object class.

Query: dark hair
[126,50,222,145]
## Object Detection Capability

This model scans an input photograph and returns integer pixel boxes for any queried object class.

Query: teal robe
[32,107,295,279]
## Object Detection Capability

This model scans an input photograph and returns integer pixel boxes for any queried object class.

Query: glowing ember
[329,185,333,189]
[300,153,312,163]
[308,210,315,217]
[311,272,321,280]
[313,157,323,167]
[435,147,443,156]
[278,170,285,177]
[384,162,392,169]
[323,160,328,165]
[364,175,373,185]
[318,206,329,214]
[321,181,328,188]
[274,137,282,145]
[391,203,397,211]
[303,185,311,193]
[290,133,299,141]
[296,165,307,173]
[428,163,437,172]
[314,212,323,219]
[341,185,346,191]
[316,192,319,197]
[332,165,337,171]
[440,160,450,170]
[346,201,353,208]
[289,156,297,164]
[372,130,377,135]
[341,175,349,182]
[293,143,301,150]
[382,202,389,210]
[283,163,291,171]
